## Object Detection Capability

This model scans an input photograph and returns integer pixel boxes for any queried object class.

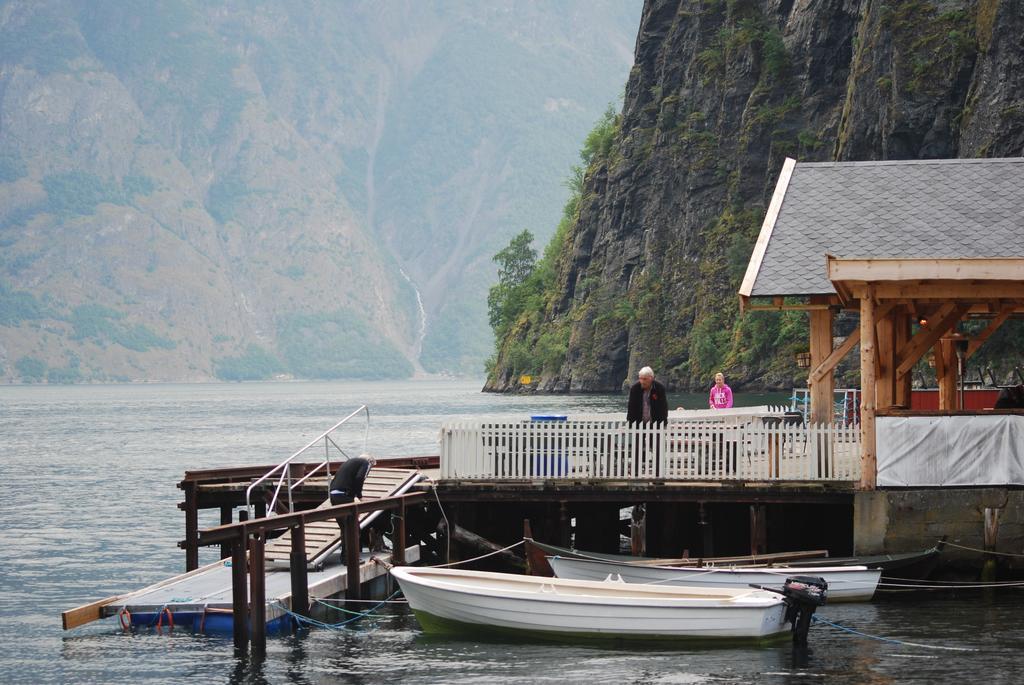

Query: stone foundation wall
[854,488,1024,571]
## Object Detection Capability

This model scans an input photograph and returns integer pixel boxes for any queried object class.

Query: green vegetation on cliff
[485,0,1024,393]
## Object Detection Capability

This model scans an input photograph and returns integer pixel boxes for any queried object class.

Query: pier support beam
[345,510,362,601]
[220,506,233,560]
[231,537,248,651]
[750,504,767,556]
[392,499,407,565]
[289,525,309,618]
[183,481,199,571]
[249,534,266,654]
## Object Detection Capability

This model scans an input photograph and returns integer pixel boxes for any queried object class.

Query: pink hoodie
[709,383,733,409]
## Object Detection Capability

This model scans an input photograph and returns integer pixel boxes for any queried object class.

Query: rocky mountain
[485,0,1024,393]
[0,0,639,382]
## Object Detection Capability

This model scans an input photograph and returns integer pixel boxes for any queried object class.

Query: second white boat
[548,556,880,602]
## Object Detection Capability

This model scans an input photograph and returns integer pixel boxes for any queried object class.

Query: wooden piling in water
[231,536,248,651]
[249,534,267,653]
[290,525,309,617]
[183,481,199,571]
[393,499,407,565]
[220,506,233,559]
[345,510,361,600]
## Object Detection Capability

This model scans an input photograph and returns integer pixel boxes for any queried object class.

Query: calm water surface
[1,380,1021,683]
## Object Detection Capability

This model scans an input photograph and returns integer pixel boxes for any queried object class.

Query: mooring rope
[942,541,1024,558]
[428,539,526,568]
[812,615,979,652]
[271,590,402,631]
[879,578,1024,590]
[428,479,452,563]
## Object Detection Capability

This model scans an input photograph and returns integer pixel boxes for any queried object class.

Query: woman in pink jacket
[709,372,733,409]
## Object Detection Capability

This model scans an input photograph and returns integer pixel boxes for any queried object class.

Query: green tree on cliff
[487,230,538,340]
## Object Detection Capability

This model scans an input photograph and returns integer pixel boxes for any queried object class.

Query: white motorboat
[548,556,879,602]
[390,566,799,641]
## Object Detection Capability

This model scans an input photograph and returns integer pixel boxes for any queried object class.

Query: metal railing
[245,405,370,516]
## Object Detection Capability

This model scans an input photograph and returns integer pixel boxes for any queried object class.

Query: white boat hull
[391,566,789,640]
[548,556,880,602]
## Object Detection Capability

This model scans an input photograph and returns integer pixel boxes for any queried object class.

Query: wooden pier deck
[90,546,419,633]
[63,465,429,634]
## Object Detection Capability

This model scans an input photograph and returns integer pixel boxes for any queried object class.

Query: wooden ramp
[264,467,422,568]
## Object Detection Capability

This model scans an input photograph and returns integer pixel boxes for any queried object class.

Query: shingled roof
[741,157,1024,298]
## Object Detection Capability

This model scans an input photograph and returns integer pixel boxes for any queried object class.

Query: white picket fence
[440,418,860,482]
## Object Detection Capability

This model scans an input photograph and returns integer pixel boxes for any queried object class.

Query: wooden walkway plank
[263,468,422,567]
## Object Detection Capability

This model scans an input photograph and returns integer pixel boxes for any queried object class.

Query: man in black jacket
[627,366,668,424]
[330,454,375,505]
[330,454,375,540]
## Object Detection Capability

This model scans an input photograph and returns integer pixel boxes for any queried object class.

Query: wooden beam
[290,525,309,618]
[894,313,912,408]
[249,534,266,654]
[805,302,895,388]
[876,313,895,410]
[828,257,1024,281]
[895,303,968,377]
[739,157,796,297]
[231,537,248,650]
[967,307,1015,359]
[851,283,1024,300]
[859,287,877,490]
[809,329,860,385]
[808,295,834,424]
[345,510,362,600]
[62,593,129,631]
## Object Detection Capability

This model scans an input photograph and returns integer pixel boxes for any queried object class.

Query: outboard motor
[781,575,828,646]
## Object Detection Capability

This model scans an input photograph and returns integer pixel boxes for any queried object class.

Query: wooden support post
[699,503,714,557]
[220,506,233,560]
[938,339,957,410]
[345,510,362,601]
[808,296,834,424]
[254,499,267,520]
[558,501,570,548]
[231,536,248,651]
[248,534,266,654]
[393,498,407,565]
[860,288,877,490]
[183,481,199,571]
[876,311,895,411]
[289,525,308,618]
[749,504,767,556]
[894,313,912,408]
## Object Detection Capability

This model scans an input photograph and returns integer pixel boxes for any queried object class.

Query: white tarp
[877,415,1024,486]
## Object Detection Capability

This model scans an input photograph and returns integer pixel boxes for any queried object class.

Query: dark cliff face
[485,0,1024,393]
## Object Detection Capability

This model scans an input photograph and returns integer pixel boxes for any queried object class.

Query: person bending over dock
[627,366,668,425]
[330,454,375,537]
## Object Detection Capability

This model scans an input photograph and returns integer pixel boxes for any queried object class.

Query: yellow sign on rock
[519,375,532,385]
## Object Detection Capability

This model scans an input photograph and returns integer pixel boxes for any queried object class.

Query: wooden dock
[63,464,431,644]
